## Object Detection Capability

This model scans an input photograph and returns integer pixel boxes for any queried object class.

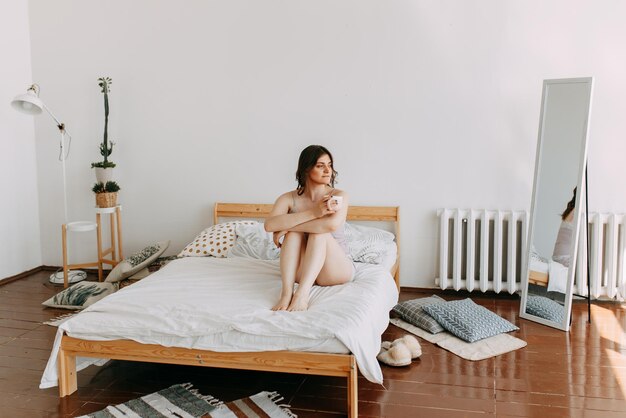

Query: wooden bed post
[58,344,77,397]
[347,356,358,418]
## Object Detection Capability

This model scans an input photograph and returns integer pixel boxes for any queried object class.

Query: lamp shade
[11,90,44,115]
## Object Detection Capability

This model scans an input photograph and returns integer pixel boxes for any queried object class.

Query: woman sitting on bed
[552,187,576,268]
[264,145,353,312]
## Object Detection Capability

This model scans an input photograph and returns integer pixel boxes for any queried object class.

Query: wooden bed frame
[528,270,549,287]
[57,203,400,417]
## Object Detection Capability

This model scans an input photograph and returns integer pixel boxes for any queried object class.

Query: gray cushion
[42,281,117,310]
[423,298,519,343]
[229,222,280,260]
[525,295,565,323]
[392,295,446,334]
[105,240,169,282]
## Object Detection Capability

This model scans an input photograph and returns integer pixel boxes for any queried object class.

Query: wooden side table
[96,205,124,281]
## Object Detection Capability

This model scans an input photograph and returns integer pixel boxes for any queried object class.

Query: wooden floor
[1,271,625,417]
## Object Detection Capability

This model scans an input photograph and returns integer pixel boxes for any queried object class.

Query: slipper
[392,335,422,359]
[377,340,412,366]
[380,340,392,352]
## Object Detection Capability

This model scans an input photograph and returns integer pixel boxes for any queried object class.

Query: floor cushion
[423,298,519,343]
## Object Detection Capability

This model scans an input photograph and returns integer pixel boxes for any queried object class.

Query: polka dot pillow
[178,221,256,258]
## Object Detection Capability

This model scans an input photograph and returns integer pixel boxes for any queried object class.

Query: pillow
[530,244,548,263]
[229,222,280,260]
[178,221,255,258]
[525,295,565,323]
[128,267,152,281]
[392,295,446,334]
[118,268,152,289]
[42,281,117,310]
[423,298,519,343]
[378,240,399,271]
[344,223,395,264]
[105,240,169,283]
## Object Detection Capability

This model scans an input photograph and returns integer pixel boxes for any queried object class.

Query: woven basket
[96,192,118,208]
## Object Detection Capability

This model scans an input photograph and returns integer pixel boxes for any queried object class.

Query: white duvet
[41,257,398,388]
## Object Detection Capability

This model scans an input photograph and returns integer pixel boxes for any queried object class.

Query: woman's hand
[312,195,336,218]
[273,230,288,248]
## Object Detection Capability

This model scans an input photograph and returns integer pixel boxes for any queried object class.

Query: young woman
[264,145,354,311]
[552,187,577,267]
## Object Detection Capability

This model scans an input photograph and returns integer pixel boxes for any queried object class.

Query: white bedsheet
[529,258,569,293]
[41,257,398,388]
[547,260,568,293]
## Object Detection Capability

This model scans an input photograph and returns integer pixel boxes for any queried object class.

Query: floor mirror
[520,77,593,331]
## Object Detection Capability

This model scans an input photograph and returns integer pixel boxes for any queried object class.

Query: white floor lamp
[12,84,88,285]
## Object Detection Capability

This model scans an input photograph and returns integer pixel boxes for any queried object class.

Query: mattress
[41,256,399,388]
[529,258,549,274]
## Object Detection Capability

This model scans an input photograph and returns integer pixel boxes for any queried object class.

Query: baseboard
[0,266,44,286]
[400,286,520,299]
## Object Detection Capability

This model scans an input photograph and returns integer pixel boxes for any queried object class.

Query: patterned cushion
[423,298,519,343]
[42,281,117,310]
[344,223,395,264]
[127,245,160,267]
[525,295,565,323]
[392,295,446,334]
[105,241,169,283]
[179,221,255,258]
[228,222,280,260]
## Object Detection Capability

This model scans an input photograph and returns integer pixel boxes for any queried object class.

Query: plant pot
[95,167,114,183]
[95,192,118,208]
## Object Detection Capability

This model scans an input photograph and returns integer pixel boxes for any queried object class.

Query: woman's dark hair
[561,187,577,220]
[295,145,337,195]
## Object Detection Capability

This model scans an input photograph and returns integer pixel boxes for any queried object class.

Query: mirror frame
[520,77,594,331]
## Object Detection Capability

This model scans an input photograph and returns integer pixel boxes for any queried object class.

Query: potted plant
[93,181,121,208]
[92,77,116,183]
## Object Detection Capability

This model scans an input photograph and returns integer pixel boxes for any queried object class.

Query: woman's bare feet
[272,293,293,311]
[287,291,310,311]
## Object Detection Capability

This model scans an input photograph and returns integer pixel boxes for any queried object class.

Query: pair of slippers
[377,335,422,367]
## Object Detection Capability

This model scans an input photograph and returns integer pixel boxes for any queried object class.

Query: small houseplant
[92,77,116,182]
[93,181,121,208]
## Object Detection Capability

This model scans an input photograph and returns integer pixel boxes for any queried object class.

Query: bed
[528,256,568,293]
[42,203,400,418]
[528,269,549,287]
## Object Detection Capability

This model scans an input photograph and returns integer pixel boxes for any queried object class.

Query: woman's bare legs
[288,232,353,311]
[272,231,305,311]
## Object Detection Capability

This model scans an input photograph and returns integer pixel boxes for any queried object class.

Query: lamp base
[49,270,87,285]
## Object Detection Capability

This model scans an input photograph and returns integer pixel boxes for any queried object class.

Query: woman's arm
[264,192,348,233]
[287,193,349,234]
[264,193,320,232]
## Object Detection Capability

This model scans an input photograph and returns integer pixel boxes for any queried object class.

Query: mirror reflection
[521,78,593,331]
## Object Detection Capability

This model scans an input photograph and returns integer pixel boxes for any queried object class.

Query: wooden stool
[96,205,123,281]
[61,221,100,288]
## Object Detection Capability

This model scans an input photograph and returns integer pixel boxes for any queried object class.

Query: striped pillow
[393,295,446,334]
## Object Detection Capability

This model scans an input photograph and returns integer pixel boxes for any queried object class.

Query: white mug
[327,195,343,211]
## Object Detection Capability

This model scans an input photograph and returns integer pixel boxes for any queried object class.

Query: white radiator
[436,209,626,300]
[436,209,528,294]
[580,213,626,299]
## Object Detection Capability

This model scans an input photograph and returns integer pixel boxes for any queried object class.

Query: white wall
[0,1,42,280]
[27,0,626,287]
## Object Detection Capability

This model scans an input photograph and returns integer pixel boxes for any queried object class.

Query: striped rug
[79,383,296,418]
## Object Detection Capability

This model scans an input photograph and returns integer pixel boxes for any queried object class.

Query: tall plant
[91,77,116,169]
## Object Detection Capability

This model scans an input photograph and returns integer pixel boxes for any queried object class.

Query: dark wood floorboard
[0,271,624,417]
